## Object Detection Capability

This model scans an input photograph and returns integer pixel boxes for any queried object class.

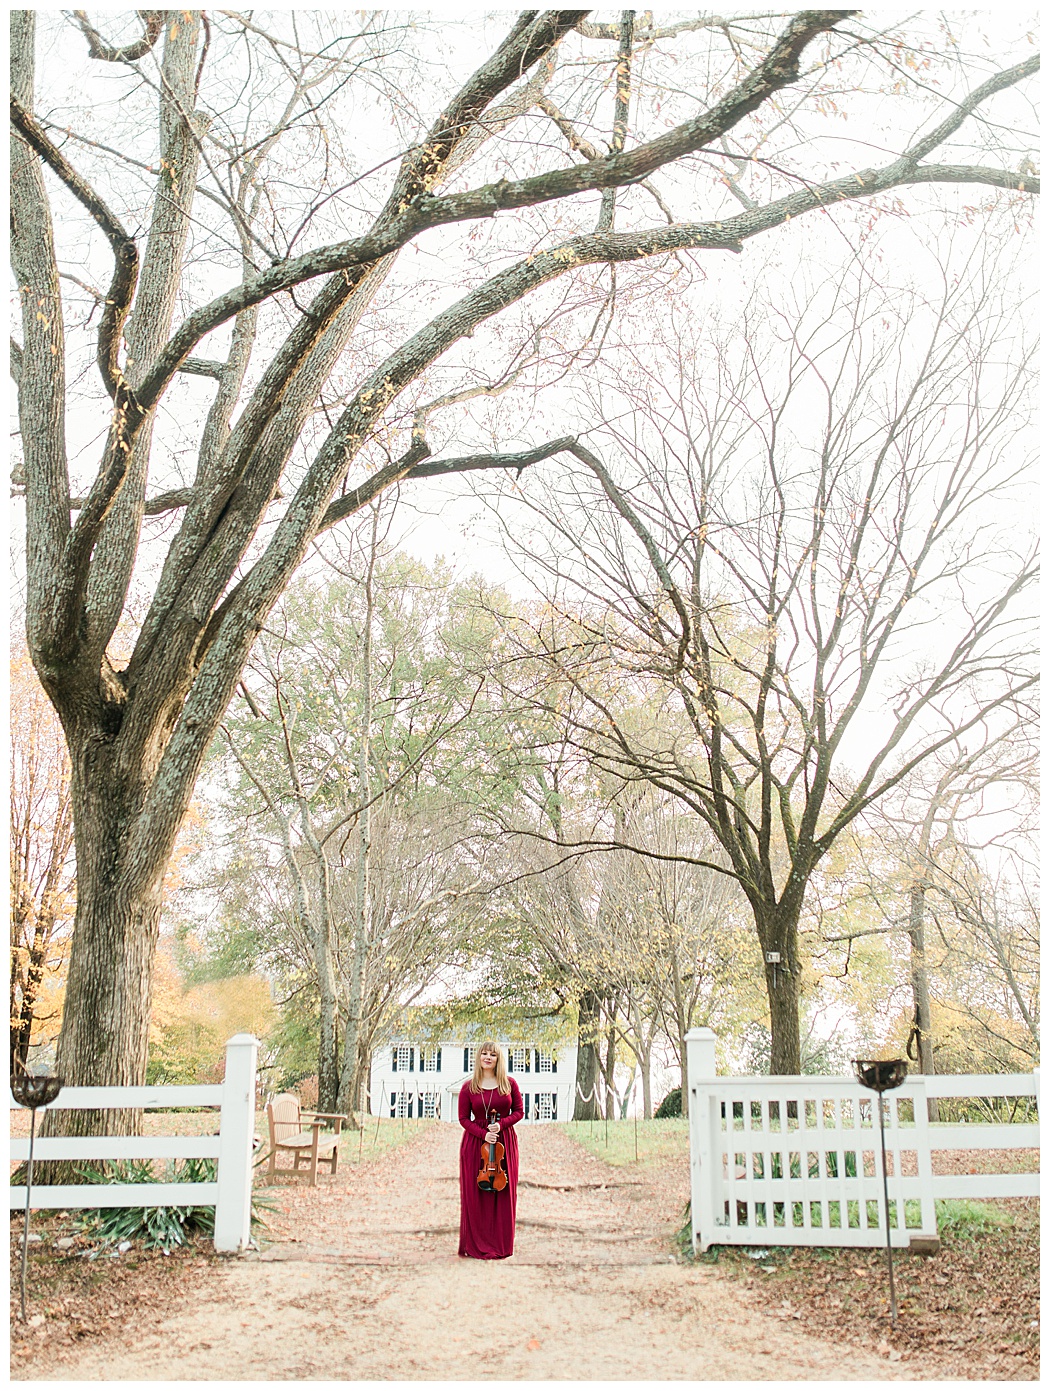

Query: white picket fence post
[213,1033,258,1253]
[686,1031,1038,1253]
[685,1027,718,1254]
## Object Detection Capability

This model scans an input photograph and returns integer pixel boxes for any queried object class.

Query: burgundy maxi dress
[458,1077,524,1259]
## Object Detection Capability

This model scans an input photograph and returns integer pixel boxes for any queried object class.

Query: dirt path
[26,1123,915,1382]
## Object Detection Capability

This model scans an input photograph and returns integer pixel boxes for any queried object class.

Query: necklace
[480,1081,497,1126]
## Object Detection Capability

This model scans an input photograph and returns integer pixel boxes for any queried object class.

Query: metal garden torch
[852,1058,908,1326]
[10,1073,63,1322]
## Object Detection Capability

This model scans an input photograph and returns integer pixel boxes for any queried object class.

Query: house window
[392,1044,414,1073]
[508,1046,531,1074]
[420,1092,440,1118]
[534,1092,557,1121]
[390,1091,414,1118]
[463,1046,477,1073]
[419,1046,442,1073]
[535,1049,557,1074]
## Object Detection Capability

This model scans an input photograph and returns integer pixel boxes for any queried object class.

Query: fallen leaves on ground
[707,1194,1039,1381]
[9,1115,437,1377]
[10,1213,213,1375]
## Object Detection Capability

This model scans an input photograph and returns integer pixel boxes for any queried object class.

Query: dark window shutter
[524,1093,530,1120]
[552,1092,558,1120]
[551,1055,557,1074]
[463,1047,469,1073]
[409,1047,415,1073]
[392,1047,398,1072]
[436,1047,442,1072]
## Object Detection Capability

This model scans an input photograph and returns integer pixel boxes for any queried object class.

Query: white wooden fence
[9,1033,258,1253]
[685,1028,1039,1254]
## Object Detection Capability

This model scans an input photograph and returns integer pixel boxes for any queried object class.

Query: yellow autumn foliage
[147,941,275,1084]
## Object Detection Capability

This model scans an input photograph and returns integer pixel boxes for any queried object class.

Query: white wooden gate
[9,1033,258,1253]
[685,1029,1039,1254]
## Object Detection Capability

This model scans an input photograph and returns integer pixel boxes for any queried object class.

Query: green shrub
[73,1156,275,1250]
[655,1087,682,1118]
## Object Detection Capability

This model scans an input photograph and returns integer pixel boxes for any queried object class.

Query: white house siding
[368,1039,578,1123]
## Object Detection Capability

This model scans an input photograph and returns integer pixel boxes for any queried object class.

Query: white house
[368,1033,578,1123]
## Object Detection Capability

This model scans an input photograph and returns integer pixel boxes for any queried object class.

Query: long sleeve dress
[458,1077,524,1259]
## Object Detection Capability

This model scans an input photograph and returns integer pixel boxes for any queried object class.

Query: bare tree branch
[10,96,138,400]
[72,9,164,64]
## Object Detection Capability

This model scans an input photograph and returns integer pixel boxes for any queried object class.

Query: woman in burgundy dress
[458,1041,523,1259]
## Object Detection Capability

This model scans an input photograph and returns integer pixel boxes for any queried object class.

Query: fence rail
[685,1029,1039,1254]
[9,1034,258,1253]
[8,1084,224,1110]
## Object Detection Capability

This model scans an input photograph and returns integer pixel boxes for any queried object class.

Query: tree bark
[337,517,377,1117]
[602,1001,617,1119]
[907,884,936,1076]
[45,766,167,1142]
[755,902,803,1075]
[907,878,940,1121]
[573,988,601,1120]
[668,947,691,1116]
[293,809,341,1113]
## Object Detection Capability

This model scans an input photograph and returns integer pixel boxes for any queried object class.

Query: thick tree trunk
[316,972,339,1114]
[302,838,340,1113]
[337,521,376,1119]
[602,1004,617,1119]
[573,988,601,1120]
[640,1047,652,1120]
[907,881,940,1122]
[767,962,801,1074]
[669,951,690,1117]
[43,776,166,1143]
[907,885,936,1075]
[757,905,802,1075]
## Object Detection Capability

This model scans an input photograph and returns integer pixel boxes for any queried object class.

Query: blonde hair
[469,1040,511,1095]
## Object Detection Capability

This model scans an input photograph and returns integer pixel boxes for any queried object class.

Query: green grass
[335,1116,434,1164]
[558,1117,689,1167]
[934,1198,1014,1239]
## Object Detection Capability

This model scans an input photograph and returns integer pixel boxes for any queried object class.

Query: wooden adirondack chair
[265,1092,346,1185]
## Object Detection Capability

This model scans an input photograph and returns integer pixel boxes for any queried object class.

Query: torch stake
[877,1094,899,1325]
[11,1073,63,1323]
[853,1058,906,1330]
[20,1107,37,1322]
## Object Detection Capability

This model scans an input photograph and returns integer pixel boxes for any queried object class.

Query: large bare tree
[489,243,1037,1072]
[10,8,1039,1113]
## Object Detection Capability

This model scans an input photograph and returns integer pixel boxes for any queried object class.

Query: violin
[476,1108,508,1192]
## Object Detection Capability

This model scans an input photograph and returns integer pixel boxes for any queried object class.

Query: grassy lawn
[558,1117,689,1167]
[334,1115,433,1164]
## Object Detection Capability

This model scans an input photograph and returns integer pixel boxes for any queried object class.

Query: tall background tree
[486,237,1036,1071]
[10,8,1038,1109]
